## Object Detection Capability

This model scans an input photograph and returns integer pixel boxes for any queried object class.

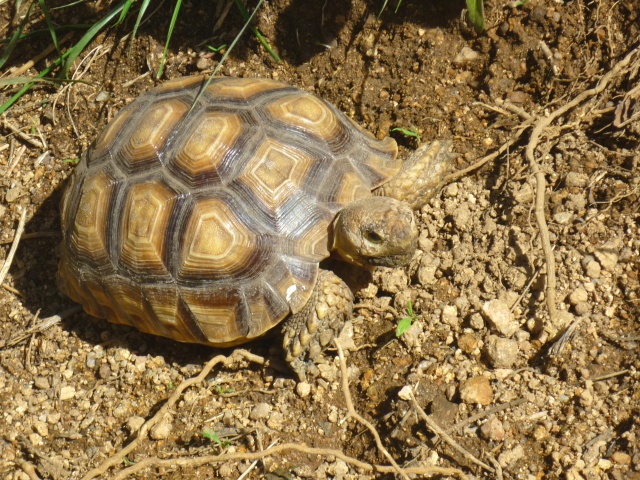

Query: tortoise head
[331,196,418,268]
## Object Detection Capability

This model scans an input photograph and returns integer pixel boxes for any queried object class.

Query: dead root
[82,345,467,479]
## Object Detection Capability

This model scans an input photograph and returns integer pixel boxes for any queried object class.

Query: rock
[296,382,311,398]
[565,171,588,188]
[453,46,481,64]
[5,186,22,203]
[584,260,601,278]
[480,417,505,442]
[484,335,519,368]
[554,211,573,224]
[250,403,271,421]
[417,253,440,285]
[60,386,76,401]
[469,313,484,330]
[452,204,472,230]
[429,394,458,428]
[98,363,112,380]
[34,376,50,390]
[444,183,459,197]
[457,333,478,354]
[33,420,49,437]
[498,444,525,468]
[150,414,173,440]
[398,386,413,401]
[574,301,591,316]
[267,412,284,430]
[482,299,518,337]
[594,247,618,272]
[568,288,588,305]
[441,305,459,327]
[126,416,146,433]
[610,452,631,465]
[459,376,493,405]
[378,268,409,294]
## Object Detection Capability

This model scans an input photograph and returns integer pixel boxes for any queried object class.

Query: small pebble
[457,333,478,354]
[267,412,284,430]
[594,248,618,272]
[459,376,493,405]
[565,171,588,188]
[249,403,271,421]
[34,377,50,390]
[453,46,481,64]
[498,444,525,468]
[296,382,311,398]
[60,386,76,401]
[5,187,21,203]
[150,415,173,440]
[484,335,519,368]
[99,364,112,380]
[482,299,518,337]
[126,416,145,433]
[574,301,591,316]
[584,259,601,279]
[33,420,49,437]
[398,386,413,401]
[568,288,588,305]
[610,452,632,465]
[480,417,505,442]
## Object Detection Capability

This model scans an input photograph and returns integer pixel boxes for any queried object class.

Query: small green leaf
[391,126,420,142]
[466,0,485,33]
[62,158,80,164]
[207,44,227,53]
[396,301,417,337]
[396,317,412,337]
[202,427,231,447]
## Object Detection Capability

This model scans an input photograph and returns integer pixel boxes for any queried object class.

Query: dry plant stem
[443,118,534,185]
[15,461,40,480]
[9,32,75,78]
[0,210,27,287]
[407,390,494,473]
[112,443,466,480]
[525,45,640,330]
[2,120,45,149]
[81,350,265,480]
[2,306,82,349]
[446,398,528,434]
[334,340,411,480]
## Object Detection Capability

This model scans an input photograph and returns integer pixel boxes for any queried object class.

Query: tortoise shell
[59,76,401,346]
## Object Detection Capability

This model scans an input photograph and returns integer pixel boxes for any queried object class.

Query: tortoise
[58,76,451,379]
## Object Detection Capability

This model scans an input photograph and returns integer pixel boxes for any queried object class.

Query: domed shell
[59,76,401,346]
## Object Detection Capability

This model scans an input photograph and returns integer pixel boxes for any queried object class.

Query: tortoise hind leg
[282,269,353,381]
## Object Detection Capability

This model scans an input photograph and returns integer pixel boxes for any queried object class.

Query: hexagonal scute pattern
[59,76,402,347]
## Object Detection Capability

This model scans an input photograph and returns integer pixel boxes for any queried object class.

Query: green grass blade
[156,0,182,79]
[0,0,36,70]
[38,0,62,59]
[0,50,71,116]
[233,0,280,62]
[51,0,88,10]
[130,0,152,46]
[0,25,91,45]
[190,0,264,112]
[466,0,485,33]
[114,0,134,26]
[61,0,128,77]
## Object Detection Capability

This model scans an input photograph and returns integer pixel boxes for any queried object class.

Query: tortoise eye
[364,230,383,244]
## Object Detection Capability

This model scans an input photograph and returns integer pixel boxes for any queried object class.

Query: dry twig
[81,350,265,480]
[0,210,27,287]
[403,387,494,474]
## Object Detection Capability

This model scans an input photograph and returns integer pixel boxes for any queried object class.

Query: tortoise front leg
[282,269,353,382]
[374,140,453,209]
